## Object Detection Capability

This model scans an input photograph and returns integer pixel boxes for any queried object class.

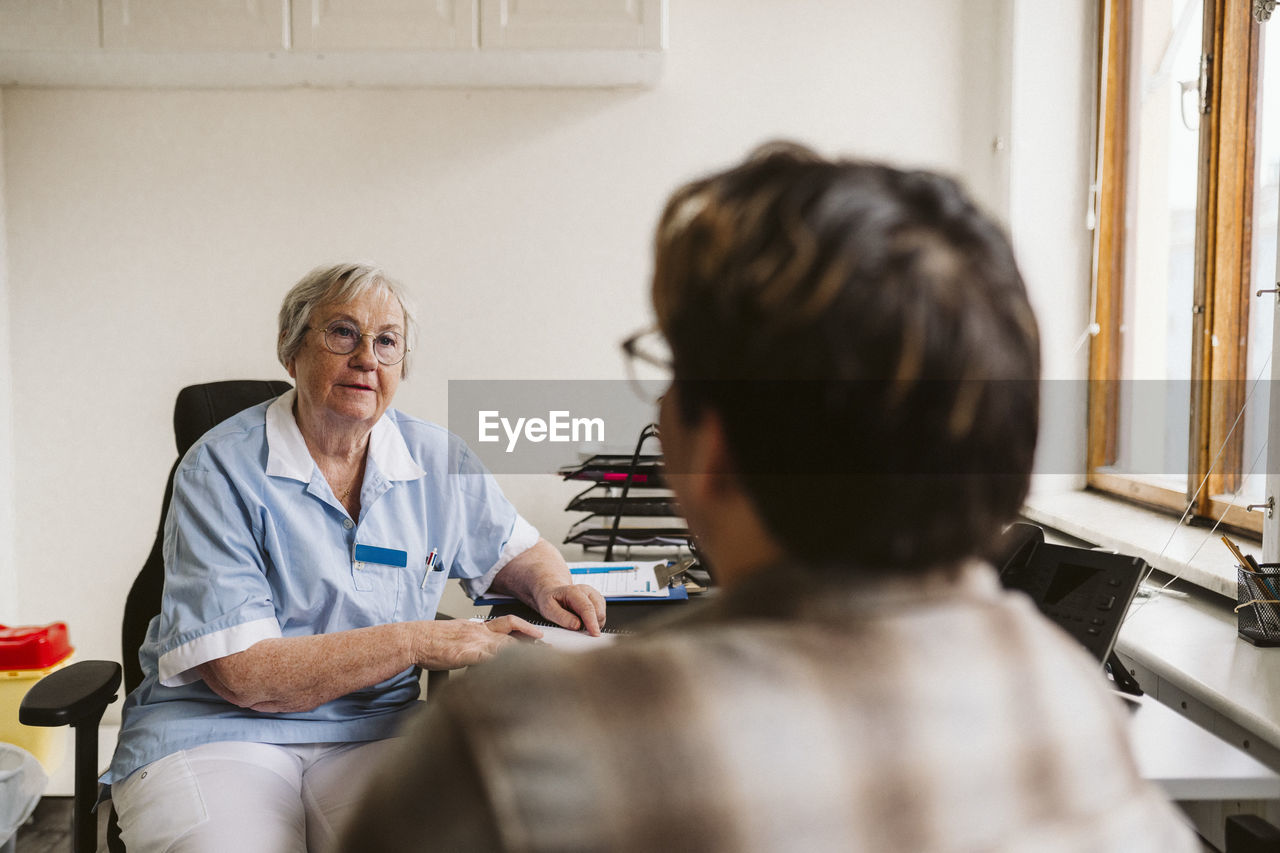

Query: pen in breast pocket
[421,549,438,589]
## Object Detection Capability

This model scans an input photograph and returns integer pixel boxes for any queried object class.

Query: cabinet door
[0,0,99,51]
[291,0,478,51]
[480,0,664,50]
[101,0,289,51]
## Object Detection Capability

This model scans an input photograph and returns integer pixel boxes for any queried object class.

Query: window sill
[1022,487,1246,600]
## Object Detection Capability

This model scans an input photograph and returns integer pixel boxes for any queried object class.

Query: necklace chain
[335,474,358,501]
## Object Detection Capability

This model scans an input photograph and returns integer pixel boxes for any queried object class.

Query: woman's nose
[348,335,378,367]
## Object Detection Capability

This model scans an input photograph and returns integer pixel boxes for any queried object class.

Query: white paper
[566,560,672,598]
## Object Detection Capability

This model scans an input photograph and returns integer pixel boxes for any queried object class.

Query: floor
[12,798,109,853]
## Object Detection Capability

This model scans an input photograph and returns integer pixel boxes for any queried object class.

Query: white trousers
[110,739,400,853]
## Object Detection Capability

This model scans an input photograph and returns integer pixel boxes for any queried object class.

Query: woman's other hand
[532,583,607,636]
[487,538,608,636]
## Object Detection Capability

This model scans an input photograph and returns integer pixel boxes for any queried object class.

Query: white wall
[0,87,13,624]
[1010,0,1095,382]
[1008,0,1096,490]
[960,0,1014,225]
[0,0,1094,706]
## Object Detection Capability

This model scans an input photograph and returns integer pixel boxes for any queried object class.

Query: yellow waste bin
[0,623,73,775]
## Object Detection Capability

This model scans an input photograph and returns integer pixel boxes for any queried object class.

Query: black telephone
[994,523,1147,695]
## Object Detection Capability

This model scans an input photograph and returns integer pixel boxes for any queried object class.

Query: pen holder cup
[1236,563,1280,647]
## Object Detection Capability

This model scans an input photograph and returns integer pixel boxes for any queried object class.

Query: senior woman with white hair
[101,262,605,852]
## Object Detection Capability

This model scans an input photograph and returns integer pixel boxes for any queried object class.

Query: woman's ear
[673,409,740,504]
[666,407,781,585]
[700,412,741,497]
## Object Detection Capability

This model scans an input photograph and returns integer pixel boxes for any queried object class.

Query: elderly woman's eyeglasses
[620,326,672,405]
[309,322,410,366]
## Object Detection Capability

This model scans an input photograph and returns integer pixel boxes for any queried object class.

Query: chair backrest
[121,380,292,694]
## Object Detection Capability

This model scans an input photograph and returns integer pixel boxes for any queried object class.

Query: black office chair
[19,380,291,851]
[20,379,453,852]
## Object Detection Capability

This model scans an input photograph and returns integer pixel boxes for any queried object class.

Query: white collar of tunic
[264,388,426,483]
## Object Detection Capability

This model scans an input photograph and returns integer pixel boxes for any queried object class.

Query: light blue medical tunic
[103,390,538,784]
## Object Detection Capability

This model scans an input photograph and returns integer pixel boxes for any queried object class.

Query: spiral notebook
[472,616,619,652]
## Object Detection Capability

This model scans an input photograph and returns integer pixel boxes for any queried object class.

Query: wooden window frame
[1088,0,1263,535]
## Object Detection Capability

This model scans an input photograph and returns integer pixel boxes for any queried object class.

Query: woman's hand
[531,583,607,636]
[487,538,608,636]
[411,616,544,670]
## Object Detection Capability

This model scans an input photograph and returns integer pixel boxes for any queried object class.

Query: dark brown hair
[653,142,1040,570]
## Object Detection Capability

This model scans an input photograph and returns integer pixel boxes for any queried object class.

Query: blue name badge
[353,544,409,568]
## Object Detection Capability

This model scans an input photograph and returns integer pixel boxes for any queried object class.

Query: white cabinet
[480,0,663,50]
[100,0,289,51]
[292,0,478,52]
[0,0,665,87]
[0,0,99,51]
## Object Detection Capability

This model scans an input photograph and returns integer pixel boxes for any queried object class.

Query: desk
[1128,694,1280,801]
[1117,588,1280,772]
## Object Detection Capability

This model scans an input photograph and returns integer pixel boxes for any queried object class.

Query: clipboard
[474,560,690,606]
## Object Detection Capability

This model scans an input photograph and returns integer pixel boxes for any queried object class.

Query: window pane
[1229,23,1280,509]
[1105,0,1202,491]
